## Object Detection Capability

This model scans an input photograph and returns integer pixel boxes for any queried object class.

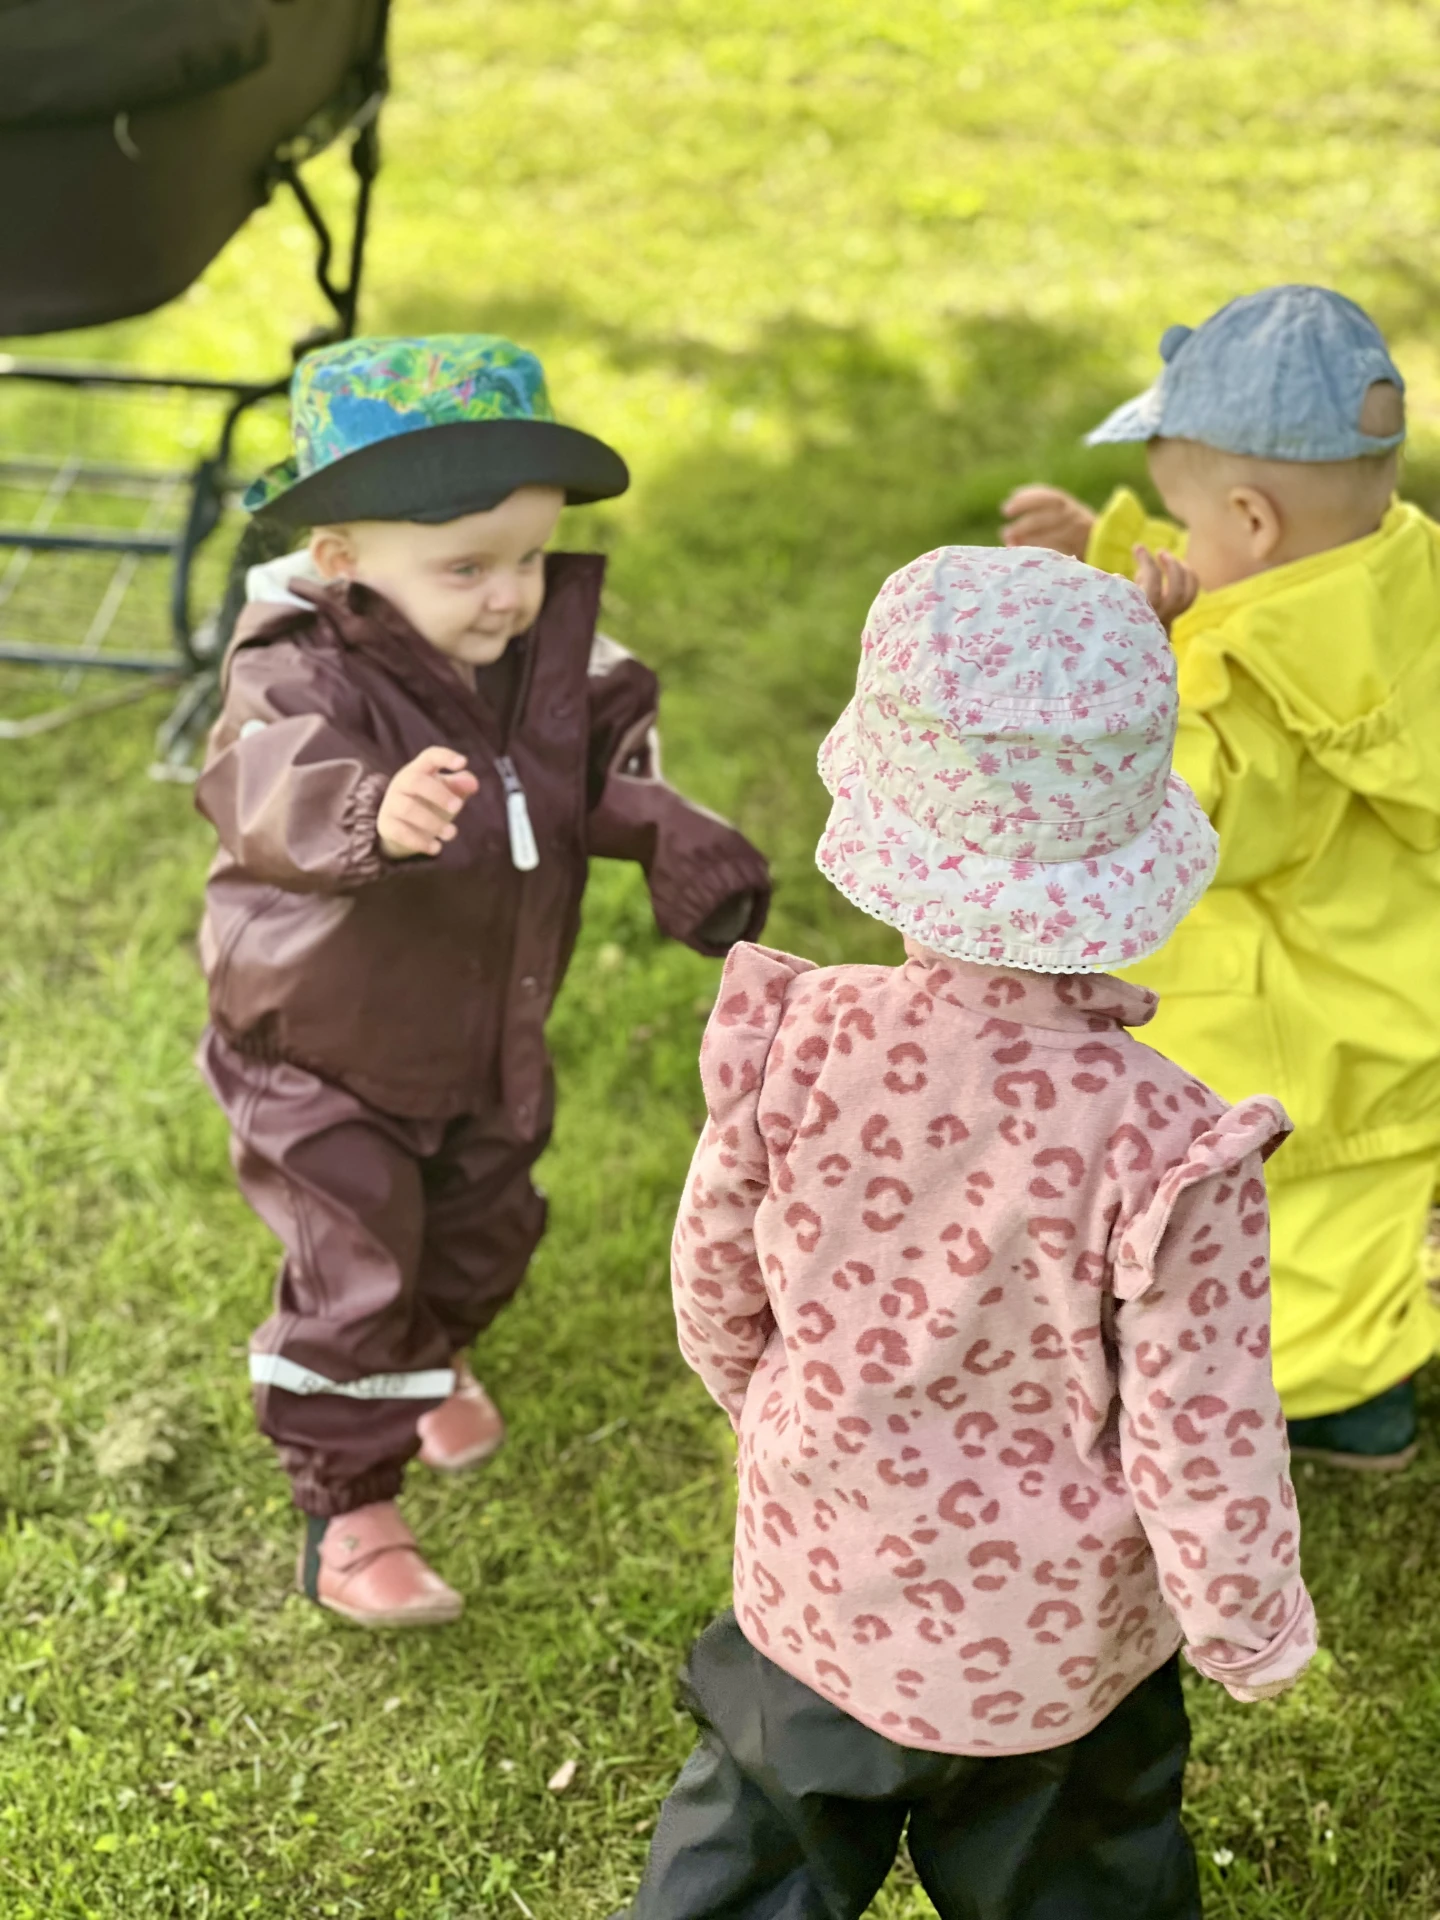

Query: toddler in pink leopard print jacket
[620,547,1316,1920]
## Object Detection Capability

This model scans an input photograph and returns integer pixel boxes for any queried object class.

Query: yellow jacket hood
[1088,486,1440,1185]
[1173,501,1440,853]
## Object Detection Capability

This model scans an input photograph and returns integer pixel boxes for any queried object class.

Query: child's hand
[377,747,480,860]
[1227,1673,1300,1704]
[1000,485,1096,557]
[1133,544,1199,634]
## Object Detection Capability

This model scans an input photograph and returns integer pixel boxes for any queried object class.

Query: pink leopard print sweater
[673,942,1316,1756]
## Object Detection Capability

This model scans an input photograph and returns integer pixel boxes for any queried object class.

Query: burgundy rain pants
[201,1030,549,1516]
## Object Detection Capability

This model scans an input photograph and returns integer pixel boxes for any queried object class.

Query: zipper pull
[496,755,540,872]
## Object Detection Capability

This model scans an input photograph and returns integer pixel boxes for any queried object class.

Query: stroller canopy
[0,0,386,334]
[0,0,270,130]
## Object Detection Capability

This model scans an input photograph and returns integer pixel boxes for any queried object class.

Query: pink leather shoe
[417,1358,506,1471]
[298,1502,463,1627]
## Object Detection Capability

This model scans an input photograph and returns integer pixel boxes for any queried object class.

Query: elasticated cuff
[289,1459,407,1519]
[342,769,394,886]
[1184,1581,1318,1702]
[652,840,773,955]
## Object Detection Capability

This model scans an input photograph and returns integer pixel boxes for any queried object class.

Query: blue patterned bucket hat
[245,333,629,524]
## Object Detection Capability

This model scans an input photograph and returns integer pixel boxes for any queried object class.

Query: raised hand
[1000,484,1097,557]
[377,746,481,860]
[1133,543,1199,634]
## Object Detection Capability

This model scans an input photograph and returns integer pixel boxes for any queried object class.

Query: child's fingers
[386,791,457,832]
[379,814,447,858]
[1001,484,1069,515]
[1004,493,1094,556]
[382,798,457,847]
[1165,552,1199,616]
[396,769,469,820]
[408,745,469,778]
[1001,508,1053,538]
[1003,507,1069,546]
[1156,551,1199,619]
[1133,544,1163,605]
[1231,1675,1295,1702]
[436,767,481,800]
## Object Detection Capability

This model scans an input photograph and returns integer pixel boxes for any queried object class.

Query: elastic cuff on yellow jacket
[1085,487,1187,579]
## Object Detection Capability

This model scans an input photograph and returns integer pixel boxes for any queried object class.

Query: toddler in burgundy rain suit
[618,547,1314,1920]
[195,335,770,1624]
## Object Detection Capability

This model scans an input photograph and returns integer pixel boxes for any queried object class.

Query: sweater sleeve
[1112,1100,1318,1703]
[671,945,815,1423]
[195,639,394,895]
[1085,487,1188,579]
[584,637,772,955]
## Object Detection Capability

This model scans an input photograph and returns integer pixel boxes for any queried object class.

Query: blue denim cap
[1086,285,1405,461]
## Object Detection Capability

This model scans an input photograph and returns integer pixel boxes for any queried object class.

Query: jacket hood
[223,549,328,661]
[1174,501,1440,852]
[246,547,324,608]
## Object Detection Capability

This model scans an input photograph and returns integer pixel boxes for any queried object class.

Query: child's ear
[1226,485,1283,564]
[309,525,356,580]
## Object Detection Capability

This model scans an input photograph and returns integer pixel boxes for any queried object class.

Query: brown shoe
[298,1502,463,1627]
[417,1357,506,1472]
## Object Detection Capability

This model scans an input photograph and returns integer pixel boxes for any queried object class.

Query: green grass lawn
[4,1,1440,1913]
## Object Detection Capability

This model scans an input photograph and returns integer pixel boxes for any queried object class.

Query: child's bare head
[1146,381,1401,591]
[308,485,564,666]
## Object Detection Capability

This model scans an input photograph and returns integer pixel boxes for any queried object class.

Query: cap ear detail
[1357,378,1405,440]
[1158,324,1193,364]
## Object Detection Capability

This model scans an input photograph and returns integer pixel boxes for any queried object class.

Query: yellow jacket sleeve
[1085,487,1187,579]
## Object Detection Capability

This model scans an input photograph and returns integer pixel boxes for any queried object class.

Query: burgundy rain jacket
[195,551,771,1136]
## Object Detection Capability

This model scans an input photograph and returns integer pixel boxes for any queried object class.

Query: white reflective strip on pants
[249,1354,456,1400]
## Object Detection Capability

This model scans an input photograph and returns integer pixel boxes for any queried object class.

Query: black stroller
[0,0,392,770]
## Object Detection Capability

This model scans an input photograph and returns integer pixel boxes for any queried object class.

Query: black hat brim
[251,418,630,526]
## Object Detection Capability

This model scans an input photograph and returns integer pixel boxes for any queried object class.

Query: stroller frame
[0,0,390,769]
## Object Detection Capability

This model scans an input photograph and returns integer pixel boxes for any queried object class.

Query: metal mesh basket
[0,0,389,773]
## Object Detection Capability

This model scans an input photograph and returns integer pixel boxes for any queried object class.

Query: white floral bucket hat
[816,545,1218,973]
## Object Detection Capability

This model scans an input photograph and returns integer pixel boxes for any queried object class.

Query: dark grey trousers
[622,1612,1202,1920]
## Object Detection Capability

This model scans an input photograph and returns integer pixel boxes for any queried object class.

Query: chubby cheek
[1151,470,1229,591]
[1155,489,1235,594]
[415,586,477,648]
[1183,522,1250,593]
[370,576,452,645]
[1176,526,1222,592]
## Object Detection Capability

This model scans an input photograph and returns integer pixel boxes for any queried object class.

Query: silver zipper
[495,754,540,872]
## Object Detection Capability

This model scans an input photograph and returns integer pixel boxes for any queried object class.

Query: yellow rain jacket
[1087,491,1440,1412]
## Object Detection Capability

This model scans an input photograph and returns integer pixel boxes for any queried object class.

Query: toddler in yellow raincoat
[1001,285,1440,1468]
